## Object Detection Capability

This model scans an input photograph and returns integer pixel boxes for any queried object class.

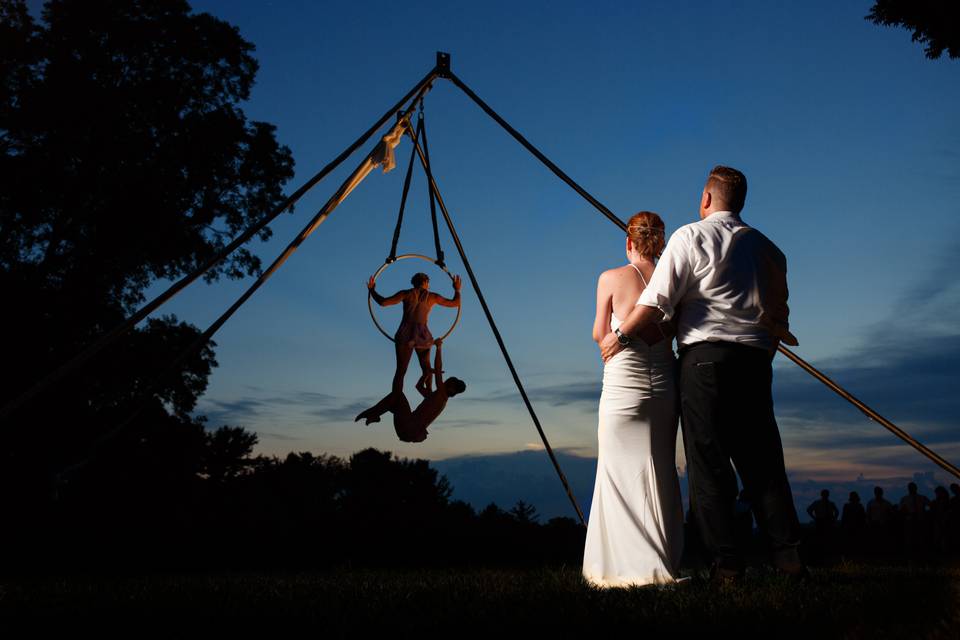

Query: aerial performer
[354,340,467,443]
[367,270,462,395]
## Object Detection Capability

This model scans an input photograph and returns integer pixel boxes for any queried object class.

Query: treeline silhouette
[1,436,584,575]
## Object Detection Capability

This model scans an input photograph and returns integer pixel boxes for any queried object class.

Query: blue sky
[85,0,959,519]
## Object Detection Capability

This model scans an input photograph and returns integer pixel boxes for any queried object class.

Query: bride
[582,211,685,588]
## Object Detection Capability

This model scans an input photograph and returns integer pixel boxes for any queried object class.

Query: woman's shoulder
[596,267,624,295]
[598,264,632,281]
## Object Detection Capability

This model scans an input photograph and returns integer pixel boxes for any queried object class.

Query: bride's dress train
[582,311,685,588]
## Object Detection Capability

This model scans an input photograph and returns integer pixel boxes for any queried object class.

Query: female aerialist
[368,271,462,395]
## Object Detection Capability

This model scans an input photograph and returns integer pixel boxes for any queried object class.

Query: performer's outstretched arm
[368,276,406,306]
[431,275,462,308]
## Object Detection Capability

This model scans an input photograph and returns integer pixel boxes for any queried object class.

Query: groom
[600,165,807,582]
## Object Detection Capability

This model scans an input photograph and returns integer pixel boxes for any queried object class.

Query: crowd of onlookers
[802,482,960,563]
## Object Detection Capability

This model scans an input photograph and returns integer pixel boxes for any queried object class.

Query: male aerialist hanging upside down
[354,340,466,443]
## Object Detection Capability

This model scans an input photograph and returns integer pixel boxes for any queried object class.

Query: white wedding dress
[582,266,685,588]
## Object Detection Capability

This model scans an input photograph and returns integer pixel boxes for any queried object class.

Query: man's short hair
[446,377,466,395]
[705,165,747,214]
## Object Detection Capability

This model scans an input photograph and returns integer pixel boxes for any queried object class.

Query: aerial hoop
[368,253,462,343]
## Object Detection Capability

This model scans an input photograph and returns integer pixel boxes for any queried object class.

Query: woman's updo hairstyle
[626,211,666,258]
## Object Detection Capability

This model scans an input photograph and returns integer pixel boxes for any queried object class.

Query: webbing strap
[407,124,587,526]
[387,119,419,263]
[419,111,446,267]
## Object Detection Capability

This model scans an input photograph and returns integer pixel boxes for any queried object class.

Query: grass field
[1,562,958,637]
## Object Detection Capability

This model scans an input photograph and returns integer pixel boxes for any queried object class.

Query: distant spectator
[841,491,866,554]
[807,489,839,530]
[899,482,930,561]
[899,482,931,519]
[866,486,895,555]
[842,491,866,528]
[867,487,894,525]
[930,486,950,555]
[806,489,839,559]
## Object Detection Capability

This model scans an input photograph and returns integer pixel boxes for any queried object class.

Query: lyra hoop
[368,253,462,343]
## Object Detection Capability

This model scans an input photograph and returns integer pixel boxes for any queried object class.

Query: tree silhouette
[0,0,294,516]
[338,448,453,564]
[510,499,540,524]
[200,425,259,483]
[866,0,960,59]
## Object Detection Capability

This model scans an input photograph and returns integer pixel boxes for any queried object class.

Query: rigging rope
[386,107,446,267]
[420,110,446,268]
[387,120,418,263]
[407,118,587,526]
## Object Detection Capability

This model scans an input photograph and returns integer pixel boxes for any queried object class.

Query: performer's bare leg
[354,391,400,425]
[414,347,433,398]
[392,343,414,395]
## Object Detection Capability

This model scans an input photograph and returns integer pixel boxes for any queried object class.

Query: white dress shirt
[637,210,798,351]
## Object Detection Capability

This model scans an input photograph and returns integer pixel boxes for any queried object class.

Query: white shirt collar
[705,210,738,220]
[702,210,746,226]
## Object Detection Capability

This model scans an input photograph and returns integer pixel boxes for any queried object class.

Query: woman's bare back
[400,289,437,325]
[603,263,674,347]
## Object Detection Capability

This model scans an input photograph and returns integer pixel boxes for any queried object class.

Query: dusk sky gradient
[40,0,957,519]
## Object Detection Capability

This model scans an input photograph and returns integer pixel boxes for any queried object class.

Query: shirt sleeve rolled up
[637,228,690,321]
